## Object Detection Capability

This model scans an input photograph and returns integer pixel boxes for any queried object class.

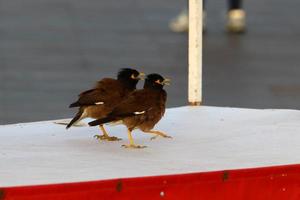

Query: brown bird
[67,68,144,141]
[88,73,171,148]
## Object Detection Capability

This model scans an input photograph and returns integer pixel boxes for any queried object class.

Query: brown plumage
[89,73,171,148]
[67,68,144,141]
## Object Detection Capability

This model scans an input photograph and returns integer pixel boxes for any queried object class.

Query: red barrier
[2,164,300,200]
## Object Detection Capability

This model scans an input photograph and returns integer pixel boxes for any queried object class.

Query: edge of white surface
[1,105,300,187]
[1,105,300,127]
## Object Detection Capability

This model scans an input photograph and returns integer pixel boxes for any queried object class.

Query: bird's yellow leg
[144,130,172,140]
[122,129,146,149]
[94,125,122,141]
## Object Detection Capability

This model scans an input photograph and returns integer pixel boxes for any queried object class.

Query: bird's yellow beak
[131,72,145,80]
[155,78,171,85]
[138,72,145,80]
[162,78,171,85]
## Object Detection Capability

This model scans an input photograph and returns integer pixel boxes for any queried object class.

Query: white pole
[188,0,202,106]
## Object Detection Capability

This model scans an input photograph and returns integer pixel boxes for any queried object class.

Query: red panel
[2,164,300,200]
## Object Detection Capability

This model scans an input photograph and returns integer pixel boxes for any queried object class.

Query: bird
[67,68,144,141]
[88,73,172,148]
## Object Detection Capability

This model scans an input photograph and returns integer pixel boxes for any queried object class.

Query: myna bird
[88,73,171,148]
[67,68,144,141]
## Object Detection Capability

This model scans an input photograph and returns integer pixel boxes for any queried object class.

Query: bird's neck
[119,79,137,90]
[144,83,163,90]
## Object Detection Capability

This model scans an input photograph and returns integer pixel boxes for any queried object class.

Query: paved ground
[0,0,299,124]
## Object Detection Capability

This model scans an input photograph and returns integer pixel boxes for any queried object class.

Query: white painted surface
[188,0,202,104]
[1,106,300,187]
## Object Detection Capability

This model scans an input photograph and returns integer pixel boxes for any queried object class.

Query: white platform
[1,106,300,187]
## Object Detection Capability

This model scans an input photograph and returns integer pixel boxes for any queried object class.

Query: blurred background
[0,0,299,124]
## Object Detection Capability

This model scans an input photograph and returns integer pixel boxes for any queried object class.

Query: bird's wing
[88,89,163,126]
[110,89,155,117]
[70,89,106,107]
[71,78,122,107]
[95,78,124,93]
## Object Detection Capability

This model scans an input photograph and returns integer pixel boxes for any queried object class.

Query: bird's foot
[94,135,122,141]
[121,144,147,149]
[150,135,172,140]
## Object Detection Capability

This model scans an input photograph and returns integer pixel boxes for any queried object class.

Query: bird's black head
[117,68,144,89]
[144,73,170,90]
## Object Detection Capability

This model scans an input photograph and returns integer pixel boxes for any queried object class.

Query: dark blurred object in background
[169,0,246,33]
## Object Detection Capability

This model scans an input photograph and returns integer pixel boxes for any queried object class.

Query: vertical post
[188,0,202,106]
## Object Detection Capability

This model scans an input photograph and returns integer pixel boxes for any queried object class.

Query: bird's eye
[155,78,171,85]
[131,74,136,79]
[155,79,162,84]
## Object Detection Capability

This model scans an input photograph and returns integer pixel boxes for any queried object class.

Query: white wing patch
[134,111,145,115]
[95,102,104,105]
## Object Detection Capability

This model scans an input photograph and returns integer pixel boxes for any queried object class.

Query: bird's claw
[150,135,172,140]
[150,135,158,140]
[121,144,147,149]
[94,135,122,141]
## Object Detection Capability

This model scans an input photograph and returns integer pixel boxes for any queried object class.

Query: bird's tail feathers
[69,101,80,108]
[88,116,116,126]
[66,109,84,129]
[88,112,139,126]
